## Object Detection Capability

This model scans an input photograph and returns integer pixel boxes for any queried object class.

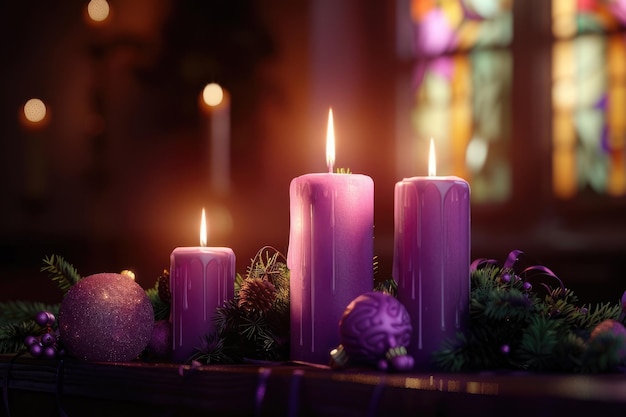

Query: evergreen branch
[41,254,81,294]
[434,251,626,373]
[374,278,398,297]
[517,315,561,371]
[0,321,38,354]
[581,333,626,373]
[145,287,170,322]
[576,302,622,331]
[0,300,59,326]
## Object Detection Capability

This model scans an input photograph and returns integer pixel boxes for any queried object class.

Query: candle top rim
[293,172,372,179]
[400,175,468,183]
[171,246,235,253]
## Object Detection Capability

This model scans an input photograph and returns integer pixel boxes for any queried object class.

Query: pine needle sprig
[517,315,561,371]
[190,333,232,364]
[41,254,81,294]
[433,251,626,373]
[575,302,622,331]
[145,286,170,321]
[0,321,39,354]
[432,333,470,372]
[193,246,290,364]
[0,300,59,326]
[580,333,626,373]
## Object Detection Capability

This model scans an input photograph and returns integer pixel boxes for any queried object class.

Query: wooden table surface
[2,354,626,417]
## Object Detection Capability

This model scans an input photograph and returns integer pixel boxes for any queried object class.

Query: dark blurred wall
[0,0,398,302]
[1,0,624,306]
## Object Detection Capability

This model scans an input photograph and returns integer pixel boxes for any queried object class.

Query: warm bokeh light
[23,98,47,123]
[552,0,577,38]
[466,137,488,173]
[87,0,110,23]
[202,83,224,107]
[200,208,207,247]
[120,270,136,280]
[428,138,436,177]
[326,108,335,173]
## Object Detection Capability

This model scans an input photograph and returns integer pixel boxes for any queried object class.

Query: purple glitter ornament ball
[58,273,154,362]
[338,292,413,370]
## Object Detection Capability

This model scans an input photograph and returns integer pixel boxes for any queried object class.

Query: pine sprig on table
[146,285,170,322]
[0,321,40,354]
[0,300,59,326]
[191,247,290,364]
[40,254,82,294]
[433,256,625,373]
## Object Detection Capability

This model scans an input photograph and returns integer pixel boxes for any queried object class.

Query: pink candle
[288,109,374,364]
[170,209,235,363]
[393,139,470,369]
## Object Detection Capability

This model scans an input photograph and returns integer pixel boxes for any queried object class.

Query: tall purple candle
[392,139,470,369]
[170,209,235,363]
[288,109,374,364]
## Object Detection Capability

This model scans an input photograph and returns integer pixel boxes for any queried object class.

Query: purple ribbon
[472,250,564,294]
[254,367,271,417]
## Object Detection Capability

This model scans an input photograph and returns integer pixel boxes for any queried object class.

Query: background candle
[170,209,235,363]
[288,109,374,365]
[199,82,231,196]
[392,139,470,369]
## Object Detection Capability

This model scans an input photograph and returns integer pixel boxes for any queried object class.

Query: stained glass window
[401,0,514,203]
[552,0,626,198]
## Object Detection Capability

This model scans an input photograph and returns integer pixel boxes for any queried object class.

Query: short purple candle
[288,109,374,364]
[170,209,235,363]
[392,139,470,369]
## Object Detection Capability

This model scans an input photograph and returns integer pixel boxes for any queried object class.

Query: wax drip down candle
[288,109,374,365]
[170,209,235,363]
[392,138,470,369]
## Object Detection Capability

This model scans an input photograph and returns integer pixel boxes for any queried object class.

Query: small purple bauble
[339,292,412,365]
[58,273,154,362]
[40,332,56,346]
[145,320,172,360]
[35,311,55,327]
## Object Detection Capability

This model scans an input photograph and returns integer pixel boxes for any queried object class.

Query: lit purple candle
[288,109,374,364]
[170,209,235,363]
[393,139,470,369]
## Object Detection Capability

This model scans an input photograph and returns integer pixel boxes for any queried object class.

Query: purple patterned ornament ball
[58,273,154,362]
[337,291,413,371]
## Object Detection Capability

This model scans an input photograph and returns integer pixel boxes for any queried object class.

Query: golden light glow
[202,83,224,107]
[120,270,136,280]
[87,0,110,23]
[200,208,207,247]
[428,138,437,176]
[326,108,335,173]
[23,98,46,123]
[465,137,488,173]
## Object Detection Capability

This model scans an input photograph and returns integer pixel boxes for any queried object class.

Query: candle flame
[200,208,207,247]
[428,138,436,177]
[326,108,335,173]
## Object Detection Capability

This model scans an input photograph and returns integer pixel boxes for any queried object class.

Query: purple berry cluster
[24,311,65,359]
